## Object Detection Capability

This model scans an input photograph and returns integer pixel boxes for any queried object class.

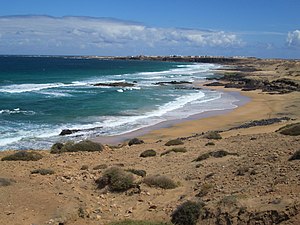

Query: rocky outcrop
[60,129,80,136]
[201,203,299,225]
[59,127,102,136]
[154,81,192,85]
[228,117,291,130]
[93,82,135,87]
[206,76,300,94]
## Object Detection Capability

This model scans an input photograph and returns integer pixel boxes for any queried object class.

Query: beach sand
[0,58,299,225]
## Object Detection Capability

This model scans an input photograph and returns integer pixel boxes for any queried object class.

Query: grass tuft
[1,151,43,161]
[50,140,104,153]
[165,139,184,146]
[277,122,300,136]
[144,175,177,189]
[31,168,54,175]
[128,138,144,146]
[203,131,222,140]
[140,149,157,158]
[126,169,147,177]
[160,147,187,156]
[96,167,134,192]
[205,142,215,146]
[193,150,238,162]
[0,178,16,187]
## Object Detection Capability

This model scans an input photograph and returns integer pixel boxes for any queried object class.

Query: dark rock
[204,82,225,87]
[229,117,290,130]
[93,82,135,87]
[59,126,102,136]
[155,81,192,85]
[59,129,80,136]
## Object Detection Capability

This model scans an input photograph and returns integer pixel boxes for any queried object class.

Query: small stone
[96,215,101,220]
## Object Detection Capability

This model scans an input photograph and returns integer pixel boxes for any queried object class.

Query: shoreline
[92,89,250,145]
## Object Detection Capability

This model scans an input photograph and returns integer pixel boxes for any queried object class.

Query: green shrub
[203,131,222,140]
[171,201,204,225]
[31,168,54,175]
[93,164,108,170]
[50,140,104,153]
[288,150,300,161]
[96,167,134,192]
[66,140,104,152]
[128,138,144,146]
[144,175,177,189]
[160,148,187,156]
[1,151,43,161]
[50,142,64,153]
[140,149,157,158]
[205,142,215,146]
[126,169,147,177]
[108,220,172,225]
[277,123,300,136]
[0,178,15,187]
[165,139,184,146]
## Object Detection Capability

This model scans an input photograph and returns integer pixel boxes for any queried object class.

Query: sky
[0,0,299,58]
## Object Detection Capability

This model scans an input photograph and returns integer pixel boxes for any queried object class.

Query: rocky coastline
[0,57,300,225]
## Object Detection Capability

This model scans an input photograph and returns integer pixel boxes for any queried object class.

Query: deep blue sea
[0,56,239,150]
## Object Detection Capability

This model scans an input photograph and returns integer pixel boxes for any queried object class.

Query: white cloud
[0,15,242,55]
[287,30,300,48]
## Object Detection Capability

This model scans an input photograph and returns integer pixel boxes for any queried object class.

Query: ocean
[0,56,239,150]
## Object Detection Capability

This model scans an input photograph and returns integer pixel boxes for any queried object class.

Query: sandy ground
[0,58,299,225]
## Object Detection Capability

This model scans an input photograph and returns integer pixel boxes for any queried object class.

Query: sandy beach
[0,58,299,225]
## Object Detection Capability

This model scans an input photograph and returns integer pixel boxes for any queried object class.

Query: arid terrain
[0,58,299,225]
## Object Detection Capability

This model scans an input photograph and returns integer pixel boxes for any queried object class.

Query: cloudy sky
[0,0,299,58]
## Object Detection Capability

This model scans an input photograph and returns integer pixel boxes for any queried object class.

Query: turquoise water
[0,56,238,150]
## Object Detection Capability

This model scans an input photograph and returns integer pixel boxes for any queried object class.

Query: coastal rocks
[92,82,135,87]
[59,126,102,136]
[60,129,80,136]
[229,117,291,130]
[204,82,224,86]
[208,74,300,94]
[154,81,192,86]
